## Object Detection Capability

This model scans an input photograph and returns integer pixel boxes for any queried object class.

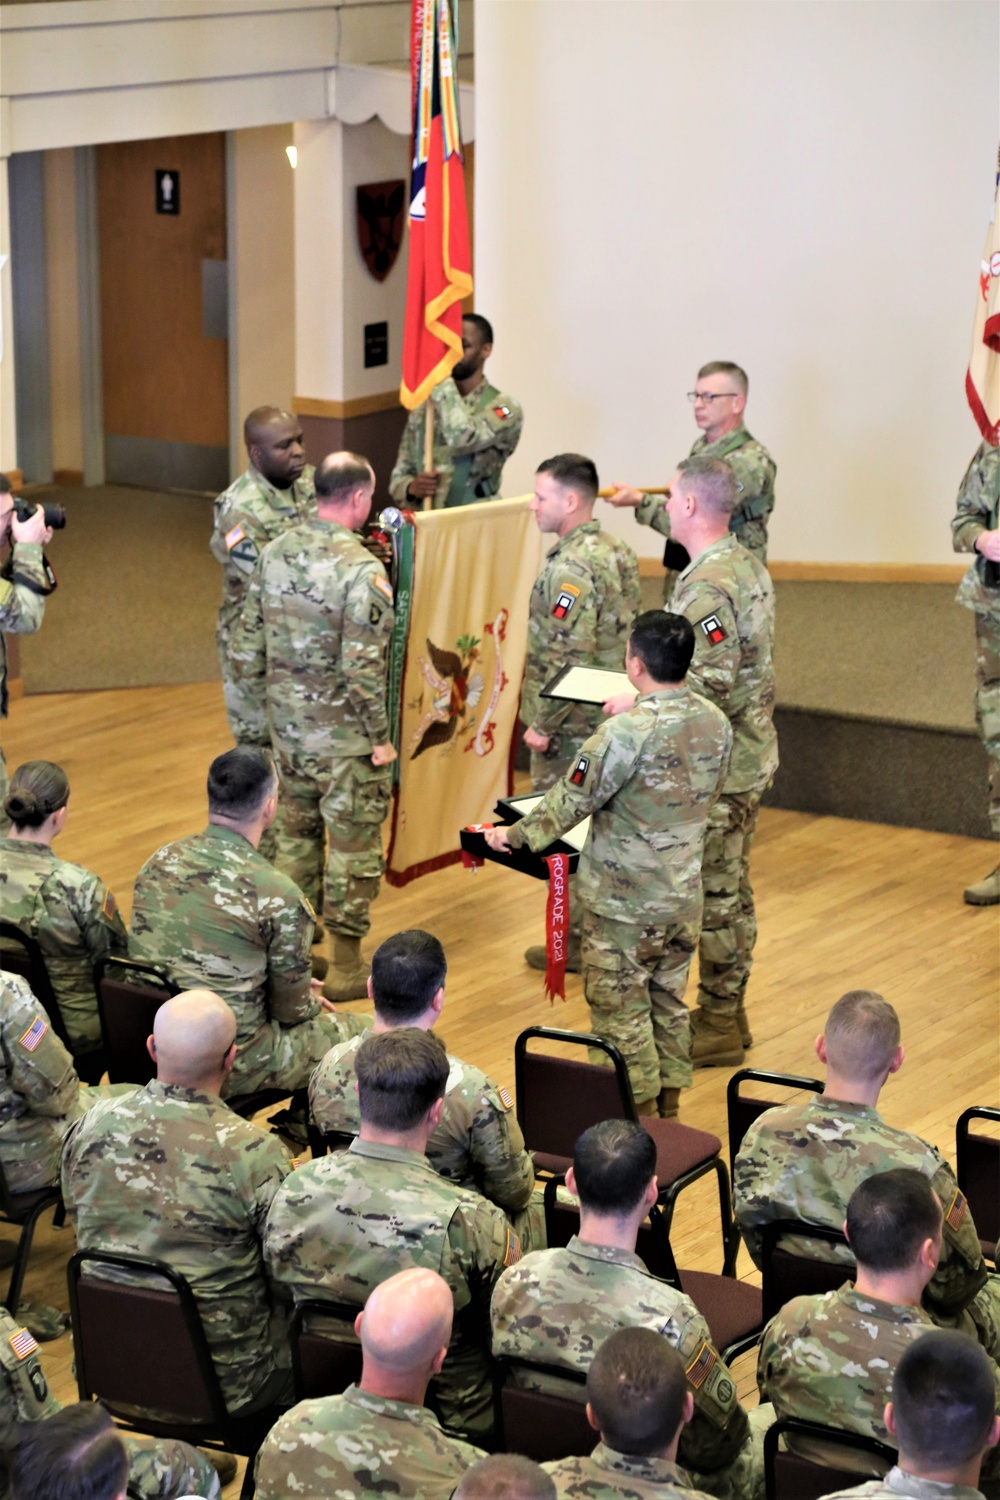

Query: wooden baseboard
[52,468,84,488]
[6,677,24,702]
[637,556,966,583]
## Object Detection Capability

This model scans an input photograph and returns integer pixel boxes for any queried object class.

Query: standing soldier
[487,612,731,1119]
[520,454,641,972]
[209,407,316,753]
[388,314,523,509]
[232,452,396,1001]
[607,361,776,594]
[951,439,1000,905]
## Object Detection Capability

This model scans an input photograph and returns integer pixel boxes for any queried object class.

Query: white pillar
[0,158,18,476]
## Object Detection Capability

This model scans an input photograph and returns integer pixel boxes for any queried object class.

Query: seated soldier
[255,1268,484,1498]
[265,1029,518,1444]
[758,1169,1000,1484]
[129,746,368,1098]
[820,1331,1000,1500]
[61,990,294,1419]
[0,1321,224,1500]
[0,760,127,1077]
[455,1456,556,1499]
[734,989,1000,1360]
[544,1326,718,1499]
[491,1119,758,1497]
[309,928,537,1238]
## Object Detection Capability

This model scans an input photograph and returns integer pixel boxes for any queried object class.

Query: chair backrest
[290,1299,364,1401]
[956,1106,1000,1253]
[68,1248,228,1433]
[94,957,177,1085]
[542,1176,681,1287]
[761,1220,855,1324]
[497,1360,594,1462]
[515,1027,633,1163]
[764,1416,895,1500]
[727,1068,823,1181]
[0,922,74,1050]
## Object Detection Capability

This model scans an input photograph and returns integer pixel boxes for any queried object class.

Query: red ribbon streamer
[543,852,570,1003]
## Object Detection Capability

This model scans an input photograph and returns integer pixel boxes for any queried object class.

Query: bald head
[243,406,305,489]
[151,991,237,1089]
[244,406,291,446]
[359,1268,453,1376]
[454,1455,556,1499]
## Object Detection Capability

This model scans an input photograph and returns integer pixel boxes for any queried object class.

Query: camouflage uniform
[544,1445,717,1500]
[263,1136,519,1442]
[254,1384,485,1498]
[670,536,777,1020]
[209,463,317,745]
[0,540,48,830]
[951,441,1000,838]
[230,518,394,937]
[733,1093,1000,1359]
[506,688,731,1098]
[0,973,94,1192]
[61,1078,293,1415]
[388,375,524,508]
[129,823,368,1097]
[635,427,777,565]
[309,1033,536,1230]
[490,1234,755,1496]
[819,1472,988,1499]
[0,836,127,1059]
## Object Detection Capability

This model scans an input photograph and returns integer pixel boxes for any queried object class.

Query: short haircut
[4,760,70,828]
[10,1401,128,1500]
[824,990,901,1082]
[206,746,276,822]
[892,1331,997,1467]
[628,610,694,684]
[370,930,447,1023]
[0,473,11,495]
[845,1169,942,1273]
[675,455,739,517]
[697,360,748,397]
[315,453,374,501]
[355,1028,449,1131]
[587,1327,688,1455]
[573,1119,657,1216]
[453,1454,556,1499]
[463,312,494,346]
[536,453,599,501]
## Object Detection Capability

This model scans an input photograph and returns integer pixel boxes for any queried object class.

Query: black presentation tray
[458,796,581,881]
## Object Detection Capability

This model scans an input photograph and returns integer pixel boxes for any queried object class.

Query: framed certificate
[540,664,633,705]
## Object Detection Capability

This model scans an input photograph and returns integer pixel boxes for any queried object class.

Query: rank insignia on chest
[552,583,581,619]
[698,613,728,644]
[19,1017,47,1052]
[945,1188,967,1232]
[570,755,590,786]
[493,404,512,420]
[9,1328,37,1361]
[224,524,246,552]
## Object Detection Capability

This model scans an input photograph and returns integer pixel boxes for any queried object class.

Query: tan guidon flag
[967,155,1000,445]
[386,495,541,885]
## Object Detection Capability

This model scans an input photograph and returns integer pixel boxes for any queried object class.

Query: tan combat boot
[657,1087,680,1119]
[322,937,370,1002]
[736,1002,753,1049]
[633,1097,660,1117]
[200,1450,238,1486]
[963,865,1000,906]
[524,931,582,973]
[310,952,329,982]
[690,1008,744,1068]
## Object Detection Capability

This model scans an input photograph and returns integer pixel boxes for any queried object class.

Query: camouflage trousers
[974,609,1000,835]
[222,1011,372,1098]
[689,1405,770,1500]
[0,744,8,836]
[531,734,588,937]
[695,788,763,1015]
[581,908,700,1101]
[273,750,392,937]
[124,1435,220,1500]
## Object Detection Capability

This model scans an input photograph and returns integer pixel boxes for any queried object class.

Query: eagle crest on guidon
[408,610,509,760]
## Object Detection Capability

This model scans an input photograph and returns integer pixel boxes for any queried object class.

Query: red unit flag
[400,0,473,410]
[966,149,1000,446]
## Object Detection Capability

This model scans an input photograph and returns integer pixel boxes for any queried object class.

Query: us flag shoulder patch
[503,1228,522,1267]
[372,574,393,601]
[945,1188,967,1232]
[493,404,512,420]
[9,1328,37,1361]
[498,1086,513,1112]
[19,1017,47,1052]
[101,889,117,921]
[224,523,246,552]
[570,755,590,786]
[685,1340,717,1389]
[553,583,581,620]
[698,613,728,645]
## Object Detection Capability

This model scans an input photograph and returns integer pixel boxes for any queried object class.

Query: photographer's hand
[11,507,52,546]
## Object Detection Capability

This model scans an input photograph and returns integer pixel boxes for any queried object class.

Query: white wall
[474,0,998,564]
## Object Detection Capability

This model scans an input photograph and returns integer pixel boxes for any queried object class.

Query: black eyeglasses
[687,391,739,404]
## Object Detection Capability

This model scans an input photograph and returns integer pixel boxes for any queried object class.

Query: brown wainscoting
[298,405,410,511]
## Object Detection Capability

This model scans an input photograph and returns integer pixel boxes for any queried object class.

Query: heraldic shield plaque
[356,179,406,282]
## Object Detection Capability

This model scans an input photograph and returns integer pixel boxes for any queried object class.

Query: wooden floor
[4,681,999,1494]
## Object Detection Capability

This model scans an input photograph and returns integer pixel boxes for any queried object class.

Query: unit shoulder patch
[493,403,512,420]
[569,755,590,787]
[697,613,728,645]
[552,582,582,620]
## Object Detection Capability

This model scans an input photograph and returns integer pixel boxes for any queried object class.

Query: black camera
[13,497,66,530]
